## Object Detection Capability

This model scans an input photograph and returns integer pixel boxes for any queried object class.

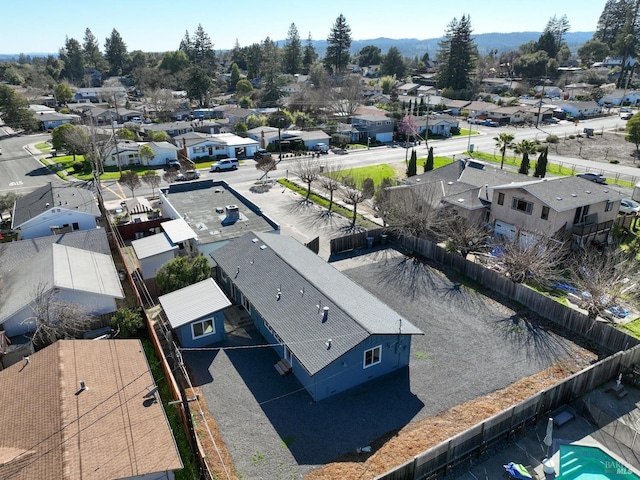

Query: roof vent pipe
[322,306,329,322]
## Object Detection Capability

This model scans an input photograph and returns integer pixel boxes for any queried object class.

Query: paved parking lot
[185,247,587,479]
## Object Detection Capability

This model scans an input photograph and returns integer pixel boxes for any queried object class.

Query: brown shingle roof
[0,340,182,479]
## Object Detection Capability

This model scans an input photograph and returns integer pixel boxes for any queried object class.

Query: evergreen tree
[407,149,417,177]
[533,147,548,178]
[192,24,217,74]
[380,46,406,78]
[179,30,193,61]
[436,15,476,92]
[230,39,247,70]
[515,139,536,175]
[358,45,382,67]
[425,147,434,172]
[83,28,104,71]
[186,66,213,107]
[0,85,37,131]
[59,37,84,84]
[104,29,128,76]
[302,33,318,71]
[245,43,263,79]
[282,23,302,74]
[229,63,241,91]
[324,14,352,74]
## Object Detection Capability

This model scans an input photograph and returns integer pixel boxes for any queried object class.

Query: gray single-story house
[210,232,423,402]
[159,278,231,347]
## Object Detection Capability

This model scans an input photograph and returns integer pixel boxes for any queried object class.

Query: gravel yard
[185,248,597,480]
[545,129,638,166]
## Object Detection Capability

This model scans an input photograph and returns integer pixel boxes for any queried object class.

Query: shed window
[363,345,382,368]
[497,192,505,205]
[192,319,215,339]
[511,197,533,214]
[605,201,614,212]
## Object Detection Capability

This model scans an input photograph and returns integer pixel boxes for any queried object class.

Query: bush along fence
[329,229,640,480]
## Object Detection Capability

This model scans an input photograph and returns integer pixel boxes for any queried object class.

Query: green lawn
[620,318,640,339]
[334,164,397,187]
[418,156,454,170]
[35,142,51,152]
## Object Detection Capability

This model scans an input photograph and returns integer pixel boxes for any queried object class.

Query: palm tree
[494,132,515,170]
[514,140,537,175]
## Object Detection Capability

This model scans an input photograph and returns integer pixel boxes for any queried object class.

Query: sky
[1,0,606,55]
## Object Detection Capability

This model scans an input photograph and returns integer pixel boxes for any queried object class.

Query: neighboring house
[211,232,423,402]
[534,85,563,98]
[0,243,124,337]
[246,126,302,149]
[143,120,195,138]
[564,83,594,99]
[84,107,117,125]
[159,278,231,347]
[224,107,255,127]
[298,130,332,150]
[0,339,183,479]
[11,183,100,240]
[489,176,622,247]
[599,89,640,106]
[398,83,420,96]
[351,114,394,143]
[440,98,470,115]
[413,114,459,137]
[159,179,279,262]
[486,106,529,125]
[555,101,602,118]
[33,111,80,131]
[74,86,127,103]
[174,132,260,160]
[105,141,179,167]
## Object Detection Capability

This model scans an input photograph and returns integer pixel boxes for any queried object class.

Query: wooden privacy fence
[374,345,640,480]
[330,227,388,255]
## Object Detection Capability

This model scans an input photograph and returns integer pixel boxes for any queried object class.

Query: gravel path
[185,248,588,479]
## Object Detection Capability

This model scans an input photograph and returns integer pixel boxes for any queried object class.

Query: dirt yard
[543,129,640,166]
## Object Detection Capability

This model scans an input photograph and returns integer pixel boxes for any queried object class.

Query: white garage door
[494,220,516,241]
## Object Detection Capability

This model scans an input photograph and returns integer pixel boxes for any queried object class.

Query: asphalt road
[0,114,634,202]
[0,130,61,194]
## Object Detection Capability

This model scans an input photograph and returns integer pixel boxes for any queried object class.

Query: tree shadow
[249,183,273,194]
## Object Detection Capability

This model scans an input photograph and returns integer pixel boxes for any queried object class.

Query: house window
[541,206,550,220]
[511,198,533,214]
[376,121,382,126]
[363,345,382,368]
[573,205,590,224]
[497,192,505,205]
[241,294,251,313]
[605,201,614,212]
[192,319,215,339]
[220,270,228,282]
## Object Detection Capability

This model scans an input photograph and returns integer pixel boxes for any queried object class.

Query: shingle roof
[12,183,99,228]
[210,232,422,375]
[494,176,622,212]
[0,244,124,323]
[0,340,183,479]
[0,229,110,276]
[159,278,231,329]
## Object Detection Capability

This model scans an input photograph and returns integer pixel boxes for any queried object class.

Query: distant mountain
[309,31,595,59]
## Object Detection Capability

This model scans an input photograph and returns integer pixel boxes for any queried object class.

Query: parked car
[254,150,272,160]
[210,159,238,172]
[175,170,200,181]
[576,173,607,184]
[619,199,640,215]
[313,143,330,153]
[165,159,180,170]
[621,112,633,120]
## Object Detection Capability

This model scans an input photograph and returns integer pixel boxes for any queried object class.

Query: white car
[619,199,640,215]
[210,159,238,172]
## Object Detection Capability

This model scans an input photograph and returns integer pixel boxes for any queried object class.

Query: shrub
[609,159,620,164]
[111,308,144,338]
[72,161,85,173]
[546,135,559,143]
[362,178,375,199]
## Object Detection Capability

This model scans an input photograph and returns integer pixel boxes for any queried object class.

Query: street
[0,113,635,203]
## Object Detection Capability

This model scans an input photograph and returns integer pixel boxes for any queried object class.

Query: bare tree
[328,75,364,118]
[0,192,20,220]
[120,171,141,198]
[379,182,442,239]
[28,282,95,349]
[146,88,180,119]
[163,170,178,184]
[495,235,566,284]
[567,248,638,321]
[319,160,342,214]
[341,174,364,228]
[435,209,489,259]
[255,156,277,182]
[142,171,161,198]
[291,157,322,203]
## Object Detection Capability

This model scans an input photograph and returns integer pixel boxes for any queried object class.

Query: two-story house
[351,114,394,143]
[490,176,621,248]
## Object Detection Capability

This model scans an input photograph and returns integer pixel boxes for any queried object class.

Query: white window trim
[192,318,215,339]
[363,345,382,369]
